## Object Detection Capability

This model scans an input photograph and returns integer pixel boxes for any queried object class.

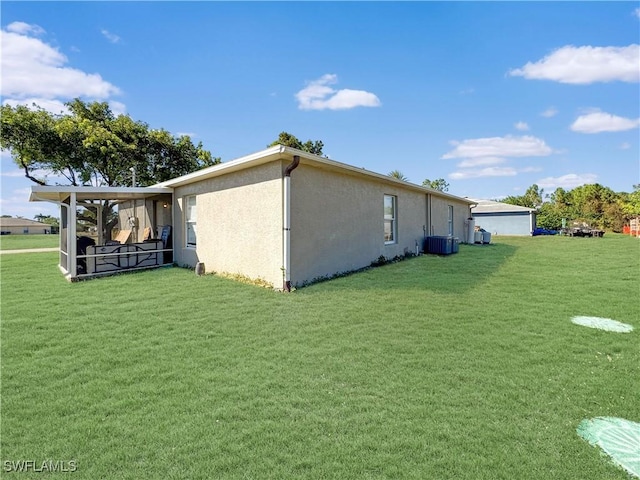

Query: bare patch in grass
[577,417,640,478]
[571,316,634,333]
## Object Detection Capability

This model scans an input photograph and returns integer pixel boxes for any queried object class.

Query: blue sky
[1,1,639,218]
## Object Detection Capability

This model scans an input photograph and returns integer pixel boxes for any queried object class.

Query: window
[384,195,397,244]
[185,196,197,247]
[448,205,454,236]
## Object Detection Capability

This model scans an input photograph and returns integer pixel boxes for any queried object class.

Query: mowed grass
[0,234,59,250]
[1,235,638,479]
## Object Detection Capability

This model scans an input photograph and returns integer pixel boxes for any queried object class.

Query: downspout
[282,155,300,292]
[467,203,478,244]
[428,194,433,236]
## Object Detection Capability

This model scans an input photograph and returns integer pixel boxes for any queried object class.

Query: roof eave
[153,145,473,205]
[29,186,173,203]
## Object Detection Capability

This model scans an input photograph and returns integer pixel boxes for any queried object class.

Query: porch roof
[29,186,173,203]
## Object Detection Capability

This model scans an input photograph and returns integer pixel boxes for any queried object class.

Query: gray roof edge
[469,198,536,213]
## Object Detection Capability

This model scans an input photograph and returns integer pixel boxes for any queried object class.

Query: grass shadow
[298,242,519,295]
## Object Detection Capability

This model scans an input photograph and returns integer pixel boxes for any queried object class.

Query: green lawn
[0,234,59,250]
[1,235,638,479]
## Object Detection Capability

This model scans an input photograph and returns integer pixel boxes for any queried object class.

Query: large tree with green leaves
[268,131,325,156]
[507,182,632,232]
[501,184,544,209]
[620,184,640,217]
[1,99,220,236]
[1,99,219,188]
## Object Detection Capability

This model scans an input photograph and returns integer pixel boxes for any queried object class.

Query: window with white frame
[185,196,197,247]
[448,205,454,236]
[384,195,397,244]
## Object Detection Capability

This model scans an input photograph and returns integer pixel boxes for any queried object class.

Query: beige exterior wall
[0,224,52,235]
[167,154,472,289]
[173,161,284,287]
[289,164,430,286]
[429,196,471,240]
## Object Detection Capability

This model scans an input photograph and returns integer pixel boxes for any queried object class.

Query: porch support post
[97,203,104,245]
[69,192,77,277]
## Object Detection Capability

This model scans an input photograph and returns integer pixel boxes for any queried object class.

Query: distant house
[470,199,536,236]
[30,146,476,287]
[0,217,53,235]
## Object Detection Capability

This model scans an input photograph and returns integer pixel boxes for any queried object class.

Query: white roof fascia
[154,145,286,188]
[470,199,535,214]
[290,148,475,204]
[29,186,173,203]
[158,145,475,205]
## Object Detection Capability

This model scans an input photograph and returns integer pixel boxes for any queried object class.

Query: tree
[536,202,565,230]
[1,99,220,238]
[517,182,630,232]
[502,184,543,209]
[388,170,408,181]
[0,104,59,185]
[268,131,324,156]
[1,99,219,188]
[620,184,640,217]
[422,178,449,192]
[34,214,59,226]
[567,183,620,229]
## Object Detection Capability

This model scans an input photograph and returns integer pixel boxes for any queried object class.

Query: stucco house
[30,146,475,288]
[0,217,53,235]
[470,199,536,236]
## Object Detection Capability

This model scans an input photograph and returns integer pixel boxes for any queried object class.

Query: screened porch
[29,186,174,281]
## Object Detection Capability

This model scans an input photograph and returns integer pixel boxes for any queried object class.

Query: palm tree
[388,170,408,182]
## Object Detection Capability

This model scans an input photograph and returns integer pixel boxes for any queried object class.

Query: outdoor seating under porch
[29,186,174,281]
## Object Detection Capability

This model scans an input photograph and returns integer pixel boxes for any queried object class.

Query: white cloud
[459,88,475,95]
[109,101,127,116]
[457,157,506,168]
[520,166,543,173]
[3,97,125,117]
[1,169,28,178]
[570,110,640,133]
[0,193,58,218]
[11,187,32,196]
[515,121,529,131]
[509,44,640,84]
[6,21,45,36]
[450,167,517,180]
[537,173,598,190]
[445,135,554,180]
[2,97,70,115]
[295,74,381,111]
[1,166,61,181]
[101,29,121,44]
[0,23,121,102]
[442,135,553,160]
[620,142,631,150]
[541,107,558,118]
[635,8,640,19]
